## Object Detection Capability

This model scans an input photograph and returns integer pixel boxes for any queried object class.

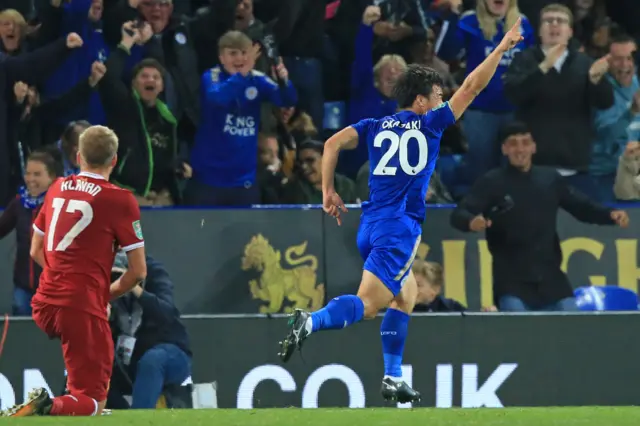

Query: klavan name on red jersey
[32,172,144,319]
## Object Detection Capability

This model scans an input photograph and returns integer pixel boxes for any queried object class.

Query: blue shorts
[356,216,422,296]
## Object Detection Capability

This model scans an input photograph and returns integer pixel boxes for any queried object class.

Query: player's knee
[389,299,411,315]
[362,300,379,320]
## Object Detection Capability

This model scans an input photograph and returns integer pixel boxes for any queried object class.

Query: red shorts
[32,301,113,401]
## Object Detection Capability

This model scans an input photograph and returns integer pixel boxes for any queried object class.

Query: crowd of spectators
[0,0,638,209]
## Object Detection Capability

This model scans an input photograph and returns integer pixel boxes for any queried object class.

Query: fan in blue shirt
[188,31,297,206]
[456,0,534,182]
[278,17,525,405]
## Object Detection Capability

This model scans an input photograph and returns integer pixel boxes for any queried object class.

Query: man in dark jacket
[98,23,190,205]
[107,252,192,409]
[503,3,613,197]
[450,121,629,312]
[0,32,84,206]
[104,0,237,144]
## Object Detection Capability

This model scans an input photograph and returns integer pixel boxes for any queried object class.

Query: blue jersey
[191,66,297,187]
[457,11,534,112]
[351,103,456,223]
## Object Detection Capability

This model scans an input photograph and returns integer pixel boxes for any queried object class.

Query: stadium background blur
[1,0,640,412]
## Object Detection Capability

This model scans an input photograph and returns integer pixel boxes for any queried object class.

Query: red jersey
[32,172,144,319]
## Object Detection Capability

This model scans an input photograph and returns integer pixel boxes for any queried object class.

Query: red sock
[49,394,97,416]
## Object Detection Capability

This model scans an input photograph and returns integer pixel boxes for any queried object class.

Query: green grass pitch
[3,407,640,425]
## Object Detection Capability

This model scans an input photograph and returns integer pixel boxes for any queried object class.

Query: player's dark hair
[392,64,445,109]
[27,149,63,178]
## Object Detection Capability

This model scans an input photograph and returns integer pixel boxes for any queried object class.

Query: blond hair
[476,0,522,41]
[373,55,407,84]
[287,111,318,136]
[218,30,252,51]
[0,9,27,37]
[540,3,573,26]
[412,259,444,288]
[79,126,119,168]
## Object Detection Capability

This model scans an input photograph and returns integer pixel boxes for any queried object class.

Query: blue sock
[310,295,365,332]
[380,308,410,378]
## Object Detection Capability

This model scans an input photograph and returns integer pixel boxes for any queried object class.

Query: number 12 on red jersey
[47,197,94,252]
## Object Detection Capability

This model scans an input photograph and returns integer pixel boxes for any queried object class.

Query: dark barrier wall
[0,206,639,314]
[0,314,639,409]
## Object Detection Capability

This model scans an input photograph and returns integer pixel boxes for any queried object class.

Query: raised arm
[35,60,105,118]
[449,18,523,120]
[4,33,83,85]
[256,65,297,108]
[351,7,380,96]
[98,23,139,112]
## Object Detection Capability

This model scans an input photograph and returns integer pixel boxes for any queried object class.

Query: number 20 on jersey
[373,129,429,176]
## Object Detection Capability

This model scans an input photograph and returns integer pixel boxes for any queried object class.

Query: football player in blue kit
[278,19,525,404]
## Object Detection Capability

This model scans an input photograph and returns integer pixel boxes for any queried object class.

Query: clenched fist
[66,32,83,49]
[469,215,491,232]
[137,21,154,45]
[89,61,107,87]
[611,210,629,228]
[13,81,28,103]
[272,61,289,82]
[362,6,381,26]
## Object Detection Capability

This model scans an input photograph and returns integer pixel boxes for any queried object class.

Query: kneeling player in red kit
[5,126,147,417]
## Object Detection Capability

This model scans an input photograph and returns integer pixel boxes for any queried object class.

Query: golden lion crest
[241,234,325,313]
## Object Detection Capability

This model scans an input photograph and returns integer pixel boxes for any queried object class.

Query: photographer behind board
[107,251,192,409]
[450,121,629,312]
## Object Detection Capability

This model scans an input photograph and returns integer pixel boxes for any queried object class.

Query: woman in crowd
[0,8,27,55]
[456,0,534,182]
[0,150,62,316]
